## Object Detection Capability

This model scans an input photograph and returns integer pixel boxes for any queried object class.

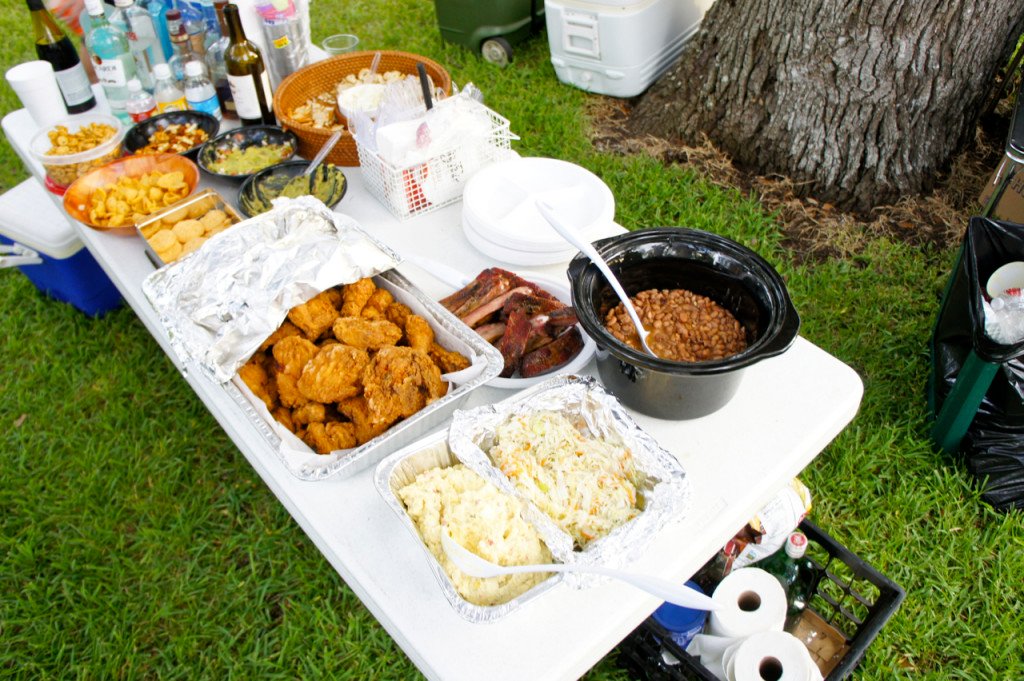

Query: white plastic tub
[545,0,714,98]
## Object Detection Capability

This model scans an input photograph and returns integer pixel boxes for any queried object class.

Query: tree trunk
[629,0,1024,212]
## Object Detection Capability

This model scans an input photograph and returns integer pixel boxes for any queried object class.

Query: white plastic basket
[356,105,516,220]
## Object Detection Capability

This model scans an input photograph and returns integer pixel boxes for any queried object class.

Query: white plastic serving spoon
[440,527,718,611]
[534,199,657,357]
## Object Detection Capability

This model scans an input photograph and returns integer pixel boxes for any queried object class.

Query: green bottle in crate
[759,531,818,630]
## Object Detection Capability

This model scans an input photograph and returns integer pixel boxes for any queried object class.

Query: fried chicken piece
[288,289,340,339]
[331,316,403,350]
[275,371,308,408]
[272,336,318,377]
[360,288,394,320]
[292,402,327,426]
[297,344,369,403]
[428,341,472,374]
[341,277,376,317]
[361,346,448,426]
[238,353,277,410]
[258,320,302,352]
[384,301,412,328]
[338,396,392,444]
[404,314,434,353]
[303,421,358,454]
[272,406,295,432]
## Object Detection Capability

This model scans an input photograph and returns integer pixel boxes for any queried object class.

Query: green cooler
[432,0,544,66]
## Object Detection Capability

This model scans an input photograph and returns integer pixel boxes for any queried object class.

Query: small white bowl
[986,261,1024,299]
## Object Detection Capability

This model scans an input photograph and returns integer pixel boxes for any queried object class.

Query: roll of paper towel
[708,568,787,638]
[729,630,822,681]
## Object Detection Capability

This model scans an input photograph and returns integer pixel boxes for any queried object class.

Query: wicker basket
[273,51,452,167]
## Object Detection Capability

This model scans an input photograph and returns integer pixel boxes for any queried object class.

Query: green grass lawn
[3,1,1023,678]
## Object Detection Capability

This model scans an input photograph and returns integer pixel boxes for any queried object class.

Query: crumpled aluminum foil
[142,196,401,383]
[448,375,692,590]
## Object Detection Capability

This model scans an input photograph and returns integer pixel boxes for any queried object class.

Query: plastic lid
[153,63,172,79]
[652,581,708,632]
[784,531,808,559]
[0,179,83,258]
[127,78,142,93]
[184,61,204,77]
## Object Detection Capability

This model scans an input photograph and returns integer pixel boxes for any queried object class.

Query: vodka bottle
[83,0,138,122]
[137,0,173,61]
[167,8,208,80]
[110,0,164,90]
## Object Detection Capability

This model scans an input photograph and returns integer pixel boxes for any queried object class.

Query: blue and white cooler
[0,179,122,317]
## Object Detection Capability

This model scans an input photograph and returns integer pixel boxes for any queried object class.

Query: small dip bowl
[237,160,348,217]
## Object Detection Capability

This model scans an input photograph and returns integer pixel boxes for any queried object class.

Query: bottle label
[187,92,223,120]
[94,58,128,88]
[54,63,94,106]
[227,71,273,120]
[156,95,188,113]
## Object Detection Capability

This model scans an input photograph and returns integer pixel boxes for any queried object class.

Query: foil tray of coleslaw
[448,375,692,585]
[375,430,562,623]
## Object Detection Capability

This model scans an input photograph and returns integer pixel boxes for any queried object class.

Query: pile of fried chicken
[439,268,584,378]
[238,277,470,455]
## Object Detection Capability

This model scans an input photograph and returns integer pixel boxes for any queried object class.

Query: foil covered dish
[374,375,692,621]
[143,197,504,479]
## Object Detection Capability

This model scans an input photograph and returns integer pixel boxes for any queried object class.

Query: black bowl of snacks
[197,125,298,180]
[124,111,220,160]
[237,160,347,218]
[568,227,800,419]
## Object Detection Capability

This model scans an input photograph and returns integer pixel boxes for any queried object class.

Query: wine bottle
[205,0,236,118]
[26,0,96,114]
[223,3,274,126]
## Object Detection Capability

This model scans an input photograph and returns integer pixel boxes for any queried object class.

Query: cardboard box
[978,156,1024,222]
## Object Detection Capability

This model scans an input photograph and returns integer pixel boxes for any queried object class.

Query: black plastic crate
[615,519,905,681]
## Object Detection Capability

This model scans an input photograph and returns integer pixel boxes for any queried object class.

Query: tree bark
[629,0,1024,211]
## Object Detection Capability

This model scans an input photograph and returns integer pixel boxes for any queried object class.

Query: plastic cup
[986,261,1024,299]
[6,60,68,128]
[322,34,360,55]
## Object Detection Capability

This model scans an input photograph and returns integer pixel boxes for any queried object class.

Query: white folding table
[2,107,863,681]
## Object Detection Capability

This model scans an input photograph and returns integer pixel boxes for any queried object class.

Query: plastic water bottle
[152,62,187,112]
[125,78,157,121]
[183,60,221,119]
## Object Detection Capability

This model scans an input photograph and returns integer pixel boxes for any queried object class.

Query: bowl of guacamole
[197,125,298,180]
[238,160,348,217]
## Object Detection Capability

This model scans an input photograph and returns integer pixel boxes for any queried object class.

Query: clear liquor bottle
[109,0,164,90]
[83,0,138,122]
[167,8,207,81]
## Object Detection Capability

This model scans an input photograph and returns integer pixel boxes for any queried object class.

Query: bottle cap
[84,0,104,16]
[784,531,808,559]
[114,0,132,7]
[153,63,171,79]
[652,581,709,639]
[126,78,142,93]
[184,61,204,77]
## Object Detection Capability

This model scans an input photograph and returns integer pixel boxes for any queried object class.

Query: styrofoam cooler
[0,179,122,316]
[544,0,714,98]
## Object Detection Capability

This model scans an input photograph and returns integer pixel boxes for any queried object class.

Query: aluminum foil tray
[375,430,561,623]
[448,375,692,584]
[232,267,504,480]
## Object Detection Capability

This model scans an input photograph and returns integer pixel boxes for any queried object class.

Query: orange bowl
[63,153,200,231]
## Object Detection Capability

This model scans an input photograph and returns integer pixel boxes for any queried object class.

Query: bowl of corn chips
[29,113,126,193]
[63,153,199,231]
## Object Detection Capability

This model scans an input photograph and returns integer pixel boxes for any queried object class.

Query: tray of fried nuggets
[231,268,506,480]
[136,189,241,264]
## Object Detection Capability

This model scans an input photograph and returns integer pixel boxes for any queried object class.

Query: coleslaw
[488,411,642,548]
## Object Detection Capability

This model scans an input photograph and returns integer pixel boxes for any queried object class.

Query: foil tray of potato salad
[143,197,504,480]
[375,376,692,621]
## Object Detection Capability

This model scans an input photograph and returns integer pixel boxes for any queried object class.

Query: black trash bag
[930,216,1024,509]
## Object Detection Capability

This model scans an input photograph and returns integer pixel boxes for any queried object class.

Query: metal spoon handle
[535,200,651,352]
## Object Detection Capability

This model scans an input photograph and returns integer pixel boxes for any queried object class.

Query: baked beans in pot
[567,228,800,419]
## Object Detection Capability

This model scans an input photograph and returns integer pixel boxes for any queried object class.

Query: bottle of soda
[758,531,818,630]
[152,62,187,112]
[125,78,157,121]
